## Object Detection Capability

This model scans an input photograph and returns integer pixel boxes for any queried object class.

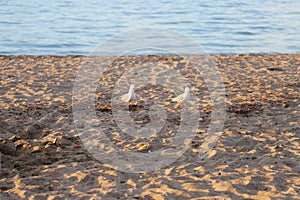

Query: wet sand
[0,54,299,199]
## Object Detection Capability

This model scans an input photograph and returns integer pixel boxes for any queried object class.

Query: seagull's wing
[121,90,136,102]
[172,90,190,102]
[121,93,131,102]
[172,93,185,102]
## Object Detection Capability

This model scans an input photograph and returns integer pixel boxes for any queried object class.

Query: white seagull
[172,87,190,103]
[121,84,137,103]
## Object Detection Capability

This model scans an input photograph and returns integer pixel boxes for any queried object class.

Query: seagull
[121,84,137,103]
[172,87,190,103]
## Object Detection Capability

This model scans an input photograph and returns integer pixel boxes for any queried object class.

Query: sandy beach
[0,54,299,199]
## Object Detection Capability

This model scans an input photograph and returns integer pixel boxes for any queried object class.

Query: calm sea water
[1,0,299,55]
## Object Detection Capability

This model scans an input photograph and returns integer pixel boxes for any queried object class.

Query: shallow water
[1,0,299,55]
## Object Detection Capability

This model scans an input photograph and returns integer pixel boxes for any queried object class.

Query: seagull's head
[129,84,135,91]
[185,87,190,92]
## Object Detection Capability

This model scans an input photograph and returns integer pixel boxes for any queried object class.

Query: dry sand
[0,54,299,199]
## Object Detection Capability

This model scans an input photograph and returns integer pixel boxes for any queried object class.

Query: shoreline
[0,54,299,199]
[1,52,300,57]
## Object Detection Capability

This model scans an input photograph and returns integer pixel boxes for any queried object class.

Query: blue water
[1,0,299,55]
